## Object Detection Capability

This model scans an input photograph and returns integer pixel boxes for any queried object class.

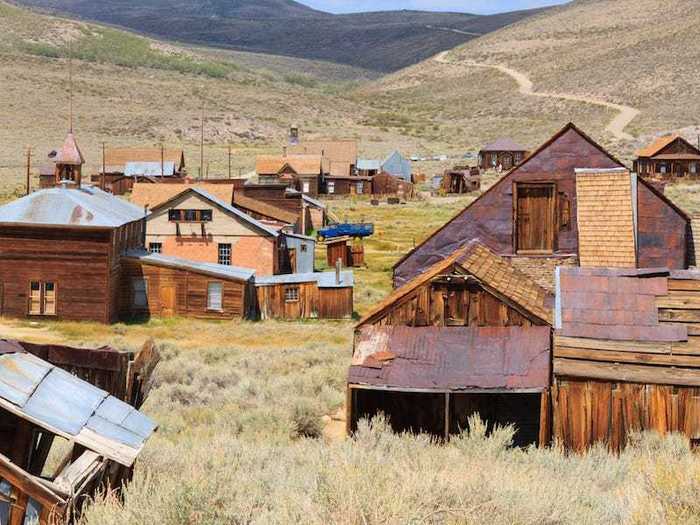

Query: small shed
[283,232,316,274]
[371,172,415,198]
[256,270,354,320]
[440,167,481,194]
[381,151,413,182]
[325,236,364,268]
[122,251,257,320]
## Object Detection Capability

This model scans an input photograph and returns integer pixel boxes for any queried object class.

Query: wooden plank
[538,388,551,447]
[656,295,700,310]
[554,358,700,387]
[659,309,700,323]
[554,336,673,354]
[554,346,700,368]
[668,280,700,292]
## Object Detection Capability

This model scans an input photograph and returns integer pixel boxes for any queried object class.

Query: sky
[298,0,569,15]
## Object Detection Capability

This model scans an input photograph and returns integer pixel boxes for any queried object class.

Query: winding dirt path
[434,51,640,141]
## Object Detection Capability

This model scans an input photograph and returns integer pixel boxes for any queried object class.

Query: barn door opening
[515,183,556,254]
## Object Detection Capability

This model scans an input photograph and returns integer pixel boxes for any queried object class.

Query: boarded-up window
[515,183,556,253]
[207,282,223,311]
[284,287,300,303]
[28,281,56,316]
[132,279,148,308]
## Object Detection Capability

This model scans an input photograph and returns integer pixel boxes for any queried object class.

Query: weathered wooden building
[239,184,328,231]
[634,135,700,179]
[256,270,354,320]
[121,251,257,320]
[290,139,358,178]
[0,340,156,524]
[91,147,186,195]
[440,167,481,194]
[255,155,323,196]
[478,138,529,171]
[0,183,146,323]
[348,242,554,445]
[394,123,690,291]
[371,172,415,198]
[323,175,373,196]
[553,266,700,451]
[324,237,364,268]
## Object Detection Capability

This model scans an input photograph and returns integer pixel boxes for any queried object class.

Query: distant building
[633,135,700,178]
[290,139,358,177]
[381,150,412,182]
[478,138,529,170]
[255,154,323,196]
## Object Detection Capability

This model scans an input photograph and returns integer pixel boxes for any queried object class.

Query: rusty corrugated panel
[348,325,551,391]
[556,266,687,342]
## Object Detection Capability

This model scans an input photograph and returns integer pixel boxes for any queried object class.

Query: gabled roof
[126,250,255,281]
[289,140,358,166]
[148,187,280,237]
[349,325,551,392]
[256,270,353,289]
[0,343,156,466]
[575,168,637,268]
[392,122,625,272]
[232,193,298,224]
[131,182,234,209]
[635,135,681,158]
[104,148,184,172]
[0,185,144,228]
[480,138,528,152]
[256,155,322,176]
[381,150,412,182]
[55,132,84,166]
[361,241,553,328]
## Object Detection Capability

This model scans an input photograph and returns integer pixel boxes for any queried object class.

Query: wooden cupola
[54,131,85,187]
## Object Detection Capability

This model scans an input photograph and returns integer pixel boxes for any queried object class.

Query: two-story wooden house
[633,134,700,179]
[394,123,690,291]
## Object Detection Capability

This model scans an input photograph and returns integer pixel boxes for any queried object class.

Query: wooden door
[161,286,176,317]
[289,248,297,273]
[515,183,556,253]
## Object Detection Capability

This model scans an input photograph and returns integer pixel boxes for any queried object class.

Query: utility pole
[160,141,165,178]
[228,145,232,179]
[200,96,205,180]
[101,141,106,191]
[25,146,32,196]
[68,41,74,133]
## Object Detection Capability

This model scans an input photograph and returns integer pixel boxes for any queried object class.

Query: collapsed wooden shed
[440,167,481,194]
[371,172,415,198]
[347,241,554,446]
[0,340,157,524]
[324,236,364,268]
[553,267,700,451]
[256,270,354,320]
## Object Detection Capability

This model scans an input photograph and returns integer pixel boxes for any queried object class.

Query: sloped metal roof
[480,138,528,152]
[349,325,551,392]
[381,150,412,182]
[255,270,353,288]
[357,159,381,170]
[0,185,145,228]
[0,349,156,466]
[124,161,176,177]
[126,250,255,282]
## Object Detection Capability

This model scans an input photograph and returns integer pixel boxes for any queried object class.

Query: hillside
[371,0,700,159]
[10,0,544,72]
[0,0,436,194]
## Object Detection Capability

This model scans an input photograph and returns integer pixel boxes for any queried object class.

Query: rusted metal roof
[255,270,353,288]
[0,185,145,228]
[480,138,528,152]
[0,347,156,466]
[349,325,551,391]
[256,154,322,176]
[555,266,686,342]
[126,250,255,282]
[124,161,176,177]
[635,135,679,158]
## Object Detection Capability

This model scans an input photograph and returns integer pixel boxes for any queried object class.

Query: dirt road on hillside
[434,51,640,141]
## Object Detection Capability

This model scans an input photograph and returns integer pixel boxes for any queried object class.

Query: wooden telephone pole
[200,97,205,180]
[25,147,32,196]
[101,142,106,191]
[228,145,232,179]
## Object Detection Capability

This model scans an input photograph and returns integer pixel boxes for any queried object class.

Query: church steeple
[54,131,84,187]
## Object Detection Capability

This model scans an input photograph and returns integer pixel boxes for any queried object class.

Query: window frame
[131,278,149,309]
[149,242,163,254]
[218,243,232,266]
[28,281,57,317]
[327,181,335,194]
[284,286,300,303]
[168,209,213,223]
[207,282,224,312]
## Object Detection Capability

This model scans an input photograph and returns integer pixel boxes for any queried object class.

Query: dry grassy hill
[371,0,700,161]
[0,1,436,197]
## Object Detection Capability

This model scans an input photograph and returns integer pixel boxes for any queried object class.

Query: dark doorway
[515,183,556,254]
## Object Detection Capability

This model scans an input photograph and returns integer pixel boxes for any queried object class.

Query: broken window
[28,282,56,317]
[207,282,223,311]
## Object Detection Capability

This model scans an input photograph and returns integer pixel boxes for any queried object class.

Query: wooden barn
[553,267,700,451]
[256,269,354,320]
[371,172,415,198]
[0,182,146,323]
[347,241,554,445]
[121,251,257,320]
[0,340,157,524]
[478,138,529,171]
[91,147,186,195]
[440,167,481,194]
[394,123,691,291]
[634,135,700,179]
